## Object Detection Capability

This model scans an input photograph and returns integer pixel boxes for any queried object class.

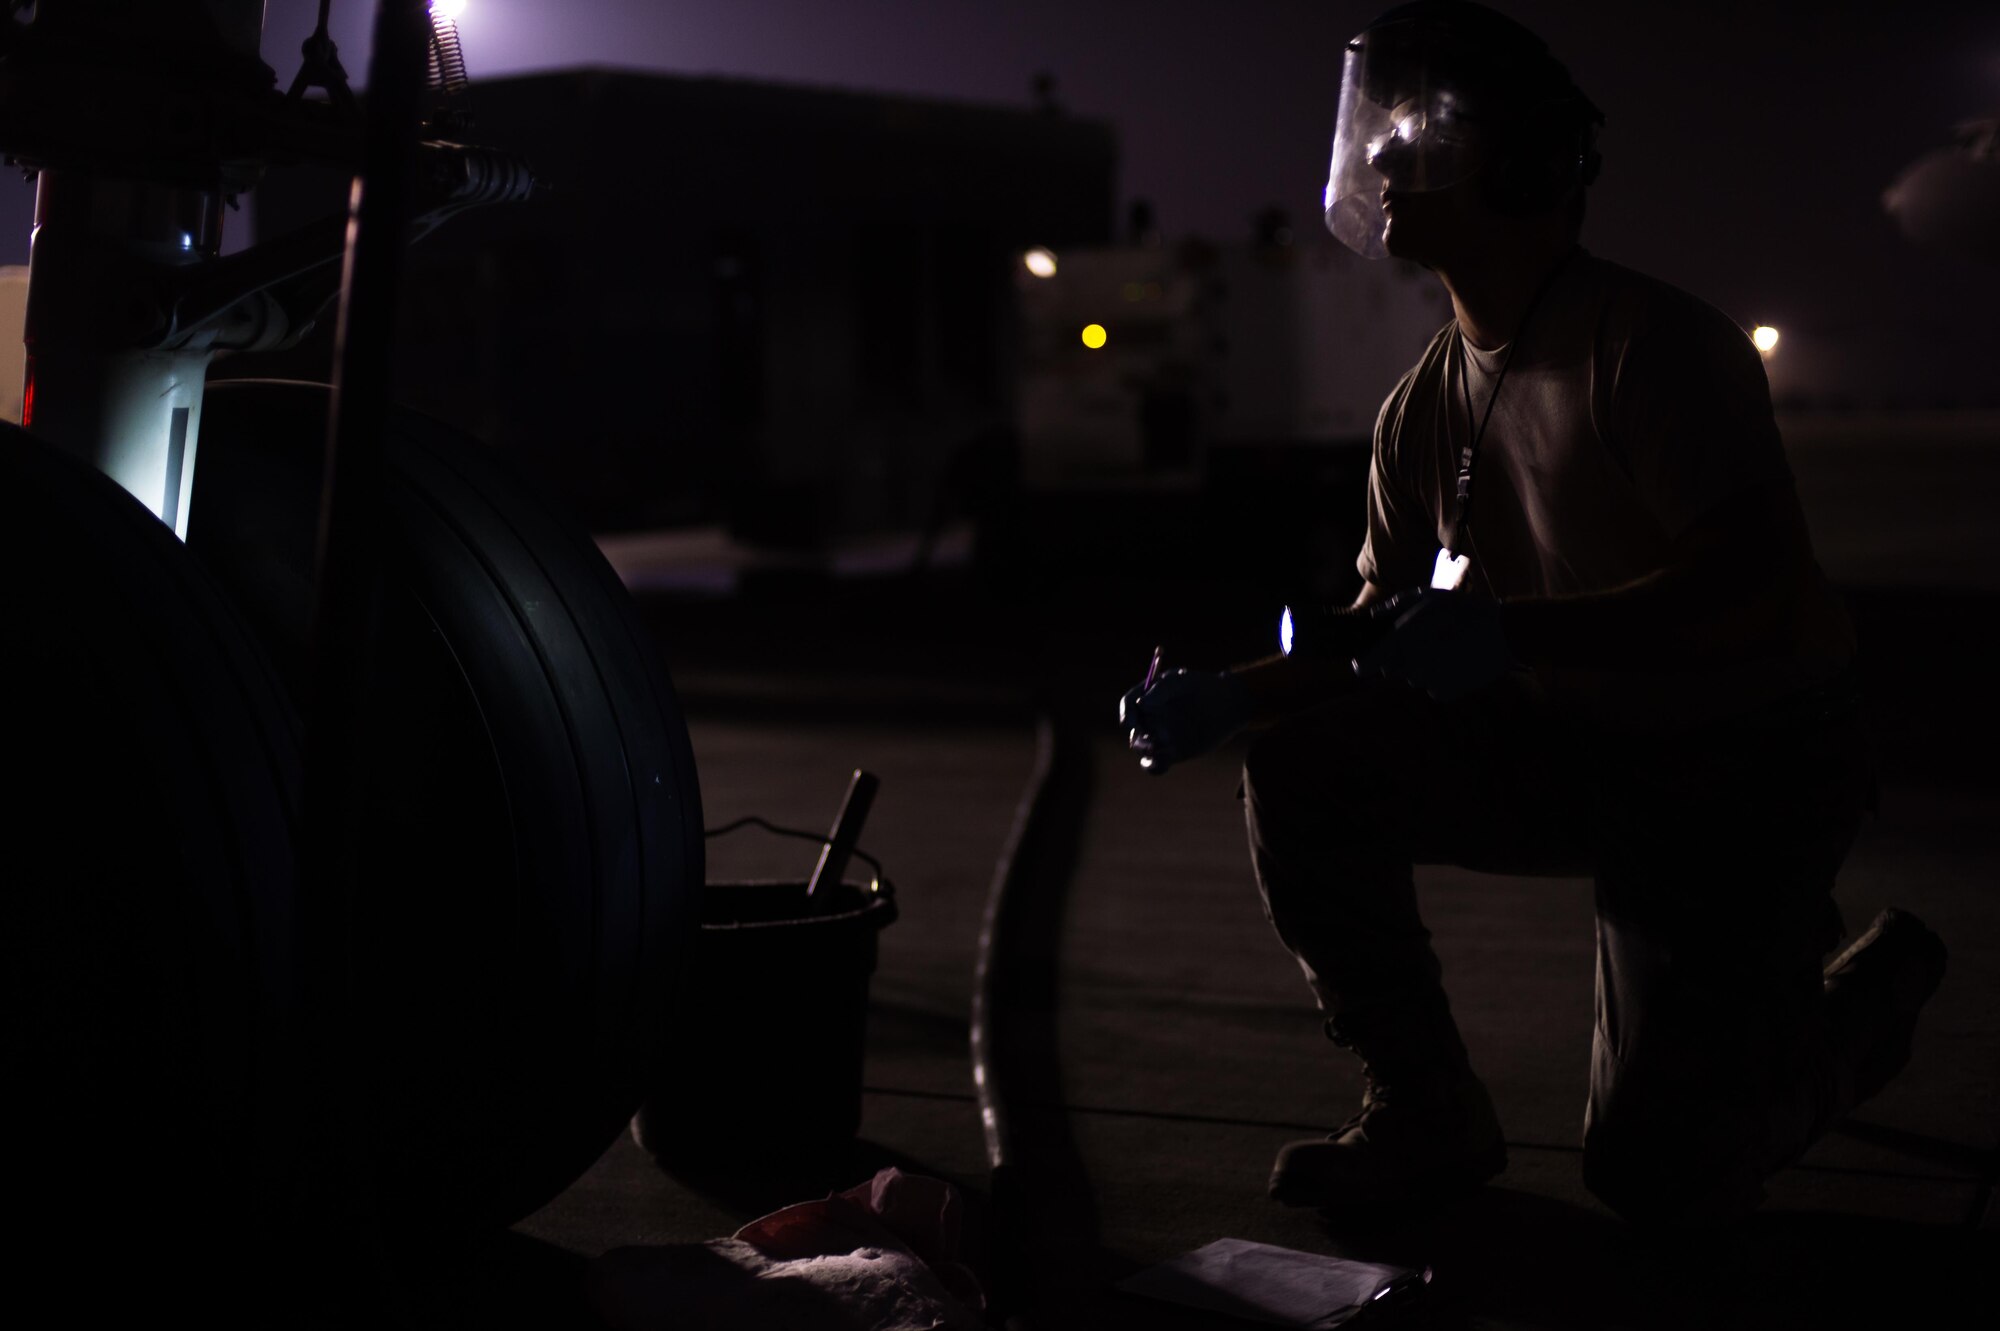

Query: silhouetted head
[1324,1,1604,262]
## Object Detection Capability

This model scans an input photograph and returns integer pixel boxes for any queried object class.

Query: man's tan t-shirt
[1358,249,1852,727]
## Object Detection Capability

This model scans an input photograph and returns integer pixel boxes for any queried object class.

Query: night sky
[6,0,1998,406]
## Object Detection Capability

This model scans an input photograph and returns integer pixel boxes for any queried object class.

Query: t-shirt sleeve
[1356,368,1438,591]
[1605,299,1792,542]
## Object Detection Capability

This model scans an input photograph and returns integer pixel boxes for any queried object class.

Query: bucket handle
[703,814,896,900]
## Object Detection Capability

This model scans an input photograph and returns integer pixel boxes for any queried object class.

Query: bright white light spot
[1752,324,1780,354]
[1280,606,1295,656]
[1024,247,1058,278]
[1081,323,1108,349]
[1431,547,1469,590]
[430,0,466,21]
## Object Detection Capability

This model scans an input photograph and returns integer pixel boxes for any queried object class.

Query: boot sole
[1824,909,1947,1109]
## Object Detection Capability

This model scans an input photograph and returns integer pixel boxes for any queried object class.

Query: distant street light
[1752,325,1780,355]
[1081,323,1108,349]
[1024,247,1058,278]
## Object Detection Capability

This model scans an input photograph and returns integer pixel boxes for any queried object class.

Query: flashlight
[1279,599,1405,662]
[1280,603,1343,658]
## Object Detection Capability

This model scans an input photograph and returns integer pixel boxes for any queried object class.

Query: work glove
[1119,668,1252,774]
[1353,589,1517,702]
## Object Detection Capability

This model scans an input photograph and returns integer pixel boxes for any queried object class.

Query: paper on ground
[1116,1237,1421,1329]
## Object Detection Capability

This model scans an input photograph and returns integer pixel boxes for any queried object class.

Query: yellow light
[1081,323,1108,349]
[1024,247,1058,279]
[430,0,467,20]
[1752,325,1780,354]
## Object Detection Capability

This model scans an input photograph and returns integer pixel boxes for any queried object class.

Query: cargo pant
[1241,670,1872,1224]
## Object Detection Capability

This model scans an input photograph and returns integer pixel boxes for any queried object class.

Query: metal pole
[295,0,433,1304]
[301,0,431,856]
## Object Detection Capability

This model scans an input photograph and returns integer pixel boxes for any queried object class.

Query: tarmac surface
[423,414,1997,1329]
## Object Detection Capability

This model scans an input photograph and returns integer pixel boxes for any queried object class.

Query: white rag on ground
[586,1167,985,1331]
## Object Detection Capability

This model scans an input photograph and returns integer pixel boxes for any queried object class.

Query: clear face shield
[1323,23,1502,258]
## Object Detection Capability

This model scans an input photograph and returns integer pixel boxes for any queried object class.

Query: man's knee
[1582,1106,1765,1228]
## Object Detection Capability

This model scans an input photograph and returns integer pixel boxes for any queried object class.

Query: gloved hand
[1119,668,1252,774]
[1353,589,1517,701]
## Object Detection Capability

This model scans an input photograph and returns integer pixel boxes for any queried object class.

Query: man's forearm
[1498,562,1792,670]
[1495,479,1813,672]
[1229,651,1363,724]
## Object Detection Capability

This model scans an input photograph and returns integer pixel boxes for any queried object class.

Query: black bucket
[633,879,898,1162]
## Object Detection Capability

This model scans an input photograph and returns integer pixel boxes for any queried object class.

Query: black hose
[972,715,1055,1180]
[969,711,1099,1328]
[969,716,1051,1326]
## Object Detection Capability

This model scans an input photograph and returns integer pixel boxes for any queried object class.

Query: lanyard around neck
[1447,246,1578,553]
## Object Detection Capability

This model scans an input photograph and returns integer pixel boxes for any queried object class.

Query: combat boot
[1822,908,1947,1113]
[1269,998,1506,1211]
